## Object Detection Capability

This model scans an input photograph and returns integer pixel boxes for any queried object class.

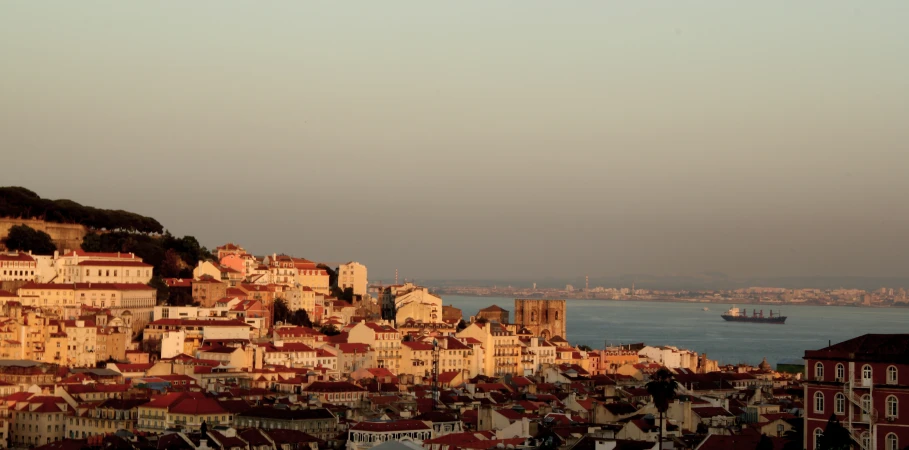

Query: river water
[441,296,909,367]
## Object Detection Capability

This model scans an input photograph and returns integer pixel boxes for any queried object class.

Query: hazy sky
[3,2,909,282]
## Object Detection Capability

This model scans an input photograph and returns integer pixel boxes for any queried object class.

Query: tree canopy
[0,186,163,233]
[82,231,213,279]
[274,298,291,325]
[646,368,679,412]
[817,414,854,450]
[319,324,341,336]
[2,224,57,254]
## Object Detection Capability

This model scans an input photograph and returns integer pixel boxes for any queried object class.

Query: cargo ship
[721,306,786,324]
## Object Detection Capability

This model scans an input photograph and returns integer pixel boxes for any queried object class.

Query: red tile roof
[62,250,137,258]
[697,435,786,450]
[303,381,365,393]
[0,252,36,261]
[350,420,430,432]
[19,282,154,291]
[148,318,252,327]
[77,260,151,267]
[168,397,227,415]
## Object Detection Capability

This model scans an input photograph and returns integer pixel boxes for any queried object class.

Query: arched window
[862,365,873,385]
[861,394,872,420]
[555,311,559,320]
[814,391,824,413]
[886,395,898,418]
[886,433,898,450]
[530,311,535,322]
[836,363,845,381]
[861,433,871,450]
[814,429,823,449]
[834,393,846,415]
[888,366,898,384]
[815,362,824,380]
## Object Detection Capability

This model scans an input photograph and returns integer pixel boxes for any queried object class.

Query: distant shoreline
[434,291,906,309]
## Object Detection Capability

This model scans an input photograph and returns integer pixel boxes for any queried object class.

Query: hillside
[0,187,212,302]
[0,186,163,233]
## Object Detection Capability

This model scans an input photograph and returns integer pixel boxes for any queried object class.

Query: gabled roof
[77,260,151,267]
[350,420,430,432]
[479,305,508,312]
[19,282,154,291]
[303,381,365,393]
[697,434,786,450]
[692,406,734,418]
[805,334,909,363]
[0,252,36,262]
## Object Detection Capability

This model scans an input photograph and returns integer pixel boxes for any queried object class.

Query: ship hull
[721,315,786,324]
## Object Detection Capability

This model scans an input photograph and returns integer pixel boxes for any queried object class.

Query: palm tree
[646,368,678,450]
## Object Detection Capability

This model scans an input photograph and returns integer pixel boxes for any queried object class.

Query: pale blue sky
[2,2,908,282]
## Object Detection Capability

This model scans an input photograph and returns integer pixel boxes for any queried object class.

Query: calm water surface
[441,296,909,367]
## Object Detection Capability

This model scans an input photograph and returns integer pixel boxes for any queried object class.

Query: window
[862,365,873,384]
[814,391,825,413]
[887,433,898,450]
[815,362,824,380]
[861,394,872,419]
[836,363,845,381]
[835,393,845,415]
[814,429,823,450]
[888,366,898,384]
[887,395,898,418]
[861,433,871,450]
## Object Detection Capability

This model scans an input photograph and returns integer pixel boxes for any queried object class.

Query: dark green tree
[578,344,594,351]
[319,324,341,336]
[457,319,467,331]
[160,249,184,278]
[290,309,313,327]
[645,368,678,450]
[148,277,169,304]
[274,298,290,325]
[318,263,338,287]
[782,419,804,450]
[817,414,854,450]
[2,224,56,254]
[755,434,774,450]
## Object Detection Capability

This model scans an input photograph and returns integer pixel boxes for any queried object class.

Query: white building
[0,252,39,283]
[389,284,443,325]
[638,345,699,370]
[338,262,368,298]
[53,250,149,284]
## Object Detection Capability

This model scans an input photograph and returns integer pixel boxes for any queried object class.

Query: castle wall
[513,299,567,340]
[0,217,88,252]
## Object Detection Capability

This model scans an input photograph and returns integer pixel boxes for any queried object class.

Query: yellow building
[338,262,368,298]
[8,395,70,448]
[66,398,146,439]
[457,322,520,377]
[17,282,155,335]
[137,392,230,433]
[347,322,402,373]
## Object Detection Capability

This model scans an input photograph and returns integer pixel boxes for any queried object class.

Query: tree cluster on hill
[1,224,57,254]
[82,231,213,278]
[273,298,313,327]
[0,186,163,233]
[82,231,214,303]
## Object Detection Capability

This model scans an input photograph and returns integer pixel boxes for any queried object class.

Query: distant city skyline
[3,2,909,281]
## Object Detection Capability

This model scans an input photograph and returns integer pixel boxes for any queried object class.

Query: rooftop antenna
[395,269,398,285]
